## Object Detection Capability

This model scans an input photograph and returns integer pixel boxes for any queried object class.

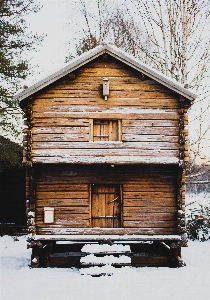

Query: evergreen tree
[0,0,42,138]
[0,135,23,172]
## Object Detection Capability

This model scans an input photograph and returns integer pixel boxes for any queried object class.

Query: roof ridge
[15,44,196,103]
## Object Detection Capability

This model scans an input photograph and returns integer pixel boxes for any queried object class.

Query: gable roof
[15,44,196,103]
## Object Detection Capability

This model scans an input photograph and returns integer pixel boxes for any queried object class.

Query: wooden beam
[33,234,181,242]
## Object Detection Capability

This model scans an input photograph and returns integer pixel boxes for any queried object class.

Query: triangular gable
[15,44,196,103]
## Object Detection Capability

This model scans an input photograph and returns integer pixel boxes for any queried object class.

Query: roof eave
[15,45,107,102]
[105,45,196,101]
[16,44,196,103]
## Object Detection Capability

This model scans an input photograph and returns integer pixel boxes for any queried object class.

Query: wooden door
[91,184,121,228]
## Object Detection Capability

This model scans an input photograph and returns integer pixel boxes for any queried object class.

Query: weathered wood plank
[123,213,177,221]
[124,207,177,213]
[32,133,89,142]
[122,134,178,142]
[53,85,159,94]
[32,111,179,120]
[54,218,89,227]
[32,149,179,157]
[32,156,179,164]
[36,199,89,207]
[123,183,175,191]
[36,184,89,191]
[35,164,177,178]
[36,227,178,235]
[33,99,177,110]
[37,182,175,191]
[35,91,177,100]
[123,199,176,207]
[122,119,178,127]
[76,67,137,77]
[37,219,90,227]
[37,213,89,221]
[49,82,174,92]
[36,207,89,214]
[32,141,179,150]
[122,127,178,135]
[36,191,89,199]
[31,148,179,157]
[32,126,89,134]
[31,118,89,127]
[32,134,179,143]
[123,191,175,198]
[123,220,177,228]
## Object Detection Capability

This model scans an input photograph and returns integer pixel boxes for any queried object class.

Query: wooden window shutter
[92,120,120,141]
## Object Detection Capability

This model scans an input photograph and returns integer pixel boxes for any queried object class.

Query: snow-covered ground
[1,236,210,300]
[0,192,209,300]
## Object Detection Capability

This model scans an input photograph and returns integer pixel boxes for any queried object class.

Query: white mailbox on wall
[44,207,54,224]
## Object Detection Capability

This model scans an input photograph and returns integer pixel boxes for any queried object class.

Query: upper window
[91,119,121,142]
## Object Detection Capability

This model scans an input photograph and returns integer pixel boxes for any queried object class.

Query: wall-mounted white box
[103,77,109,100]
[44,207,54,223]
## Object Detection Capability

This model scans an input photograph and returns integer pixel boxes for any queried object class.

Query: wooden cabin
[16,45,196,267]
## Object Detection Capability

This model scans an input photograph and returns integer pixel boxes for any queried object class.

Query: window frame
[89,119,122,142]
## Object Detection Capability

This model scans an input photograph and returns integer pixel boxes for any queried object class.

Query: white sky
[25,0,70,83]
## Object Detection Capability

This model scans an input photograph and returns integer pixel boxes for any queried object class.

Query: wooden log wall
[28,55,180,165]
[175,97,190,245]
[34,165,178,235]
[23,103,36,234]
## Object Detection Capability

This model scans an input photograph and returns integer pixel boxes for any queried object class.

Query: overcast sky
[25,0,70,83]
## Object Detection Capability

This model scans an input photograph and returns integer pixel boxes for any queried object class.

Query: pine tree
[0,0,42,138]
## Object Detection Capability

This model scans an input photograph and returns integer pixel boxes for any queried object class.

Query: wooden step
[49,252,85,267]
[80,254,131,267]
[131,253,169,267]
[81,243,131,254]
[80,265,118,276]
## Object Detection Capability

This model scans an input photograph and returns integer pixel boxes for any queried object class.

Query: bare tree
[129,0,210,166]
[64,0,151,61]
[64,0,210,166]
[130,0,210,86]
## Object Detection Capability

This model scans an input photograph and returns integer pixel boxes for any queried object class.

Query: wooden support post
[24,102,36,235]
[31,243,43,268]
[169,247,185,267]
[177,98,188,242]
[29,239,54,268]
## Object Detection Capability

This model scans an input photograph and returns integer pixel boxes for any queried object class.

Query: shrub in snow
[186,205,210,241]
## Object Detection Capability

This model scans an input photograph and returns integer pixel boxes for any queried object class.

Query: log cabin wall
[29,55,181,164]
[34,165,178,235]
[20,53,192,239]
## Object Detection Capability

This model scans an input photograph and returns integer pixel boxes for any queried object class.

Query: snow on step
[80,264,117,276]
[81,243,131,254]
[80,254,131,266]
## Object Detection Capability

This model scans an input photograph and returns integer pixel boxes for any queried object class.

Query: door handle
[108,196,119,204]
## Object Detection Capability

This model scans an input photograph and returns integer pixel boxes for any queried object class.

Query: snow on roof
[15,44,196,103]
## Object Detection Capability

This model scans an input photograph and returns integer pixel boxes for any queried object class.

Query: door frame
[90,184,122,228]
